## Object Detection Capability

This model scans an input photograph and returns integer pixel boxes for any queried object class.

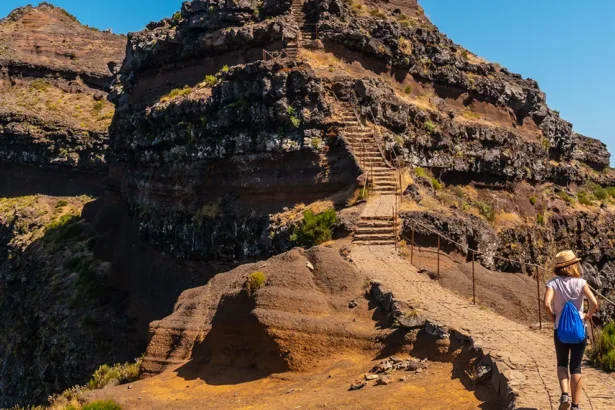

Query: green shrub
[423,121,437,134]
[92,100,105,114]
[404,85,412,94]
[88,358,142,390]
[194,199,222,227]
[246,271,267,295]
[45,214,80,235]
[590,322,615,371]
[160,86,192,103]
[82,400,122,410]
[593,185,608,201]
[536,213,545,225]
[203,75,218,87]
[461,50,468,60]
[290,115,301,128]
[606,186,615,197]
[557,191,573,203]
[431,178,442,190]
[529,195,537,206]
[475,201,495,222]
[290,209,339,247]
[577,191,592,206]
[541,138,551,150]
[30,78,50,91]
[414,167,428,178]
[56,199,69,208]
[172,11,182,22]
[221,64,230,73]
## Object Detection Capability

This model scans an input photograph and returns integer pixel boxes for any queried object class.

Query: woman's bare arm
[544,287,556,323]
[583,284,599,320]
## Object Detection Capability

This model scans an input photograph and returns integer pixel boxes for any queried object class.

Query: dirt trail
[350,244,615,409]
[88,352,498,410]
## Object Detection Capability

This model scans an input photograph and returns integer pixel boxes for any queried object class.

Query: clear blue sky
[1,1,613,159]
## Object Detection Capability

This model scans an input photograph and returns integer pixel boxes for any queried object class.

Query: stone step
[372,181,397,187]
[352,240,397,246]
[355,228,396,236]
[360,215,395,221]
[357,221,402,229]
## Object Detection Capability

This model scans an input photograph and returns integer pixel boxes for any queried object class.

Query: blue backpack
[555,279,586,344]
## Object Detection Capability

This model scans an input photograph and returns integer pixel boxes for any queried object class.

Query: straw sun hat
[554,250,581,269]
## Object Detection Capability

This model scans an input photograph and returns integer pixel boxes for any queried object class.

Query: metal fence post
[536,266,542,330]
[472,250,476,305]
[437,235,441,277]
[411,223,415,264]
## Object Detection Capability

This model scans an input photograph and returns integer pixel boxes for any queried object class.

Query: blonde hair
[555,262,582,278]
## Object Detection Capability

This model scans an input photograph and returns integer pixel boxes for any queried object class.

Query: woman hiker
[544,250,599,410]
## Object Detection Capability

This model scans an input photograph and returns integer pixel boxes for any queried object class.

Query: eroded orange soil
[88,353,500,409]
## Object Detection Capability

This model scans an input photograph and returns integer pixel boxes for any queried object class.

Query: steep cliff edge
[0,3,124,171]
[0,4,128,407]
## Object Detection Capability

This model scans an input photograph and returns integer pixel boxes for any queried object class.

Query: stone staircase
[335,95,401,246]
[285,0,305,60]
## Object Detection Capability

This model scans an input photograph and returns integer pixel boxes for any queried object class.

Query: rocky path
[350,244,615,409]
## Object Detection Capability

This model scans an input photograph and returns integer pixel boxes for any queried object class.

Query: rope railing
[398,214,615,332]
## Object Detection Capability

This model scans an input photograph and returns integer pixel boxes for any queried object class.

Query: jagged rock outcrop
[0,3,125,171]
[110,59,358,260]
[0,196,142,408]
[142,246,381,377]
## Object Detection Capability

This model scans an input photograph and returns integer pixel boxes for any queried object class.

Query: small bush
[88,358,142,390]
[431,178,442,190]
[404,85,412,94]
[605,186,615,197]
[194,199,222,227]
[461,50,468,60]
[221,64,230,73]
[529,195,537,206]
[160,86,192,103]
[56,199,69,208]
[203,75,218,87]
[290,115,301,128]
[423,120,437,134]
[30,78,50,91]
[92,100,105,114]
[245,271,267,295]
[557,191,573,203]
[590,322,615,371]
[172,11,182,22]
[536,213,545,225]
[475,201,496,222]
[593,185,608,201]
[291,209,339,248]
[577,191,592,206]
[414,167,429,178]
[541,138,551,150]
[82,400,122,410]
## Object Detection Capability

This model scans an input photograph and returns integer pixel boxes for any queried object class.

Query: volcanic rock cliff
[109,0,615,374]
[0,4,128,407]
[0,2,124,173]
[3,0,615,407]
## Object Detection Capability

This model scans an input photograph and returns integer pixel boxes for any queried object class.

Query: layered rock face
[306,0,610,183]
[110,59,358,260]
[0,4,127,407]
[0,3,124,171]
[142,246,380,377]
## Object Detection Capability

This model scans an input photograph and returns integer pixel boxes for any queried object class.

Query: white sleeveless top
[546,277,586,329]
